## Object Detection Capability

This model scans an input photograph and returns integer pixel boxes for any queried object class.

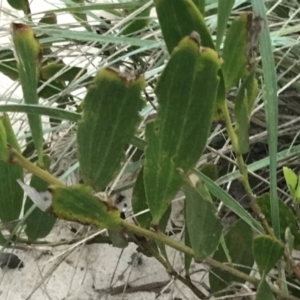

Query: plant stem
[176,274,206,299]
[144,241,206,298]
[122,220,298,300]
[221,102,274,236]
[220,102,300,294]
[121,220,194,256]
[8,145,64,186]
[293,202,300,222]
[206,257,259,286]
[206,257,298,300]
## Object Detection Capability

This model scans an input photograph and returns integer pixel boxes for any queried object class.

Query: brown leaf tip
[11,22,27,32]
[11,22,42,63]
[189,31,201,46]
[106,67,142,85]
[113,69,140,83]
[120,69,141,83]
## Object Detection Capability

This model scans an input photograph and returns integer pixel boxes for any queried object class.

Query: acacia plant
[0,0,300,299]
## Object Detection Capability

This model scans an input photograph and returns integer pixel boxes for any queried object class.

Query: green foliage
[0,118,9,161]
[234,83,250,154]
[154,0,214,53]
[253,235,284,276]
[7,0,30,13]
[0,51,67,100]
[258,194,300,249]
[195,170,263,233]
[0,115,23,224]
[234,69,259,154]
[183,176,222,260]
[216,0,235,51]
[252,1,280,239]
[244,69,259,114]
[256,280,276,300]
[1,114,21,153]
[51,185,122,229]
[132,168,152,228]
[184,224,192,274]
[11,23,44,166]
[144,34,222,224]
[209,220,254,293]
[39,12,57,25]
[222,13,249,90]
[123,5,151,36]
[200,163,219,181]
[67,0,90,31]
[77,68,145,191]
[40,63,87,82]
[192,0,205,16]
[132,167,172,231]
[283,167,300,200]
[24,155,56,241]
[0,1,298,298]
[0,49,19,81]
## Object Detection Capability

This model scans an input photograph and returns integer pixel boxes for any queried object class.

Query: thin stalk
[8,145,64,186]
[293,202,300,222]
[221,101,300,287]
[175,274,206,299]
[121,220,194,256]
[144,242,206,299]
[221,102,274,236]
[122,220,298,300]
[206,257,298,300]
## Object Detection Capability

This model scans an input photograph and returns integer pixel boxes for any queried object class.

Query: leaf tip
[189,31,201,46]
[11,22,42,62]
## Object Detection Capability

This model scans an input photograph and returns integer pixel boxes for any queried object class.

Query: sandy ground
[0,218,208,300]
[0,178,207,299]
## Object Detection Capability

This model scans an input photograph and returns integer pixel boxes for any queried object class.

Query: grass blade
[216,0,235,51]
[251,2,280,238]
[193,169,264,233]
[0,104,80,123]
